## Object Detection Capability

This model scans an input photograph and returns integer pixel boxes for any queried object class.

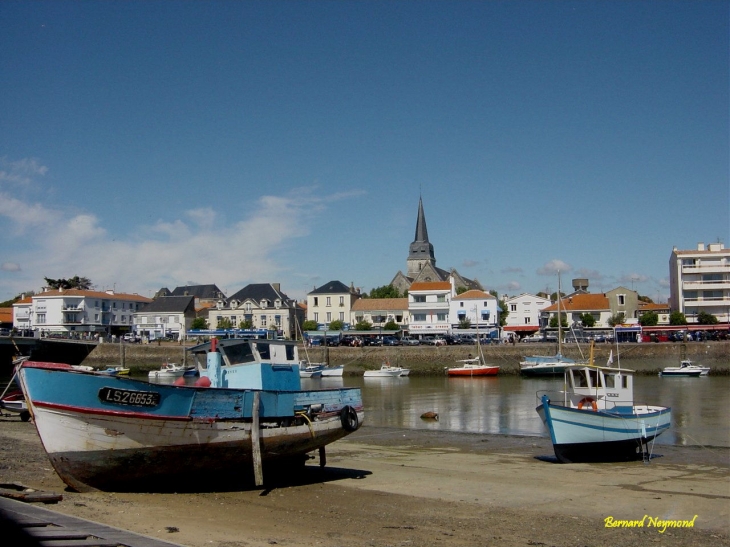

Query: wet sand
[1,416,728,547]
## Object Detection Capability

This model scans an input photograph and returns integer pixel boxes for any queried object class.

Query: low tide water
[304,374,730,448]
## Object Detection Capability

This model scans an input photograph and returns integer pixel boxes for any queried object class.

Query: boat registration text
[98,387,161,407]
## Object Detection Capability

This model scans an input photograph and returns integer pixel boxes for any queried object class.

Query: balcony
[682,263,728,274]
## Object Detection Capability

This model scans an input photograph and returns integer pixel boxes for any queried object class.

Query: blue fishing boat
[17,338,363,492]
[536,344,671,463]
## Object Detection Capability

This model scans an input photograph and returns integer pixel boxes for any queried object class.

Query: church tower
[407,197,436,278]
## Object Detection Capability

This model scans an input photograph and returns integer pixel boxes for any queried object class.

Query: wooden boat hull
[18,361,363,492]
[537,395,671,463]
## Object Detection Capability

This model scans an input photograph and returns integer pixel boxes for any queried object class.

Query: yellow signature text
[604,515,698,534]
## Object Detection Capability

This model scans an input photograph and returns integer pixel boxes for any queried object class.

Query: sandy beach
[1,414,728,547]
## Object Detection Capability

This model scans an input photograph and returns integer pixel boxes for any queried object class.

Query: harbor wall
[86,340,730,376]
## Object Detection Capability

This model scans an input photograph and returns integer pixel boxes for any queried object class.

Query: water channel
[303,374,730,448]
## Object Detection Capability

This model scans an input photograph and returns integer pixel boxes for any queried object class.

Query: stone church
[390,197,483,294]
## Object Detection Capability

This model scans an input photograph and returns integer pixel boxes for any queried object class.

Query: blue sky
[1,1,728,304]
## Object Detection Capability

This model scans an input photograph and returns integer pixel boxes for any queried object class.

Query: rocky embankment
[86,339,730,376]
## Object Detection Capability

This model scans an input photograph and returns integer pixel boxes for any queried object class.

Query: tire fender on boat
[577,397,598,411]
[340,405,359,432]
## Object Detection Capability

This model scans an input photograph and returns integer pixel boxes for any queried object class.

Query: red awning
[502,326,540,332]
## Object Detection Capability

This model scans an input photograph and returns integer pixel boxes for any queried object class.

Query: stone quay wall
[87,340,730,376]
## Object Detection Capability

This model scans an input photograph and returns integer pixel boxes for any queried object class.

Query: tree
[456,286,468,295]
[579,313,596,328]
[239,319,254,329]
[191,317,208,330]
[639,311,659,326]
[638,295,654,304]
[217,318,233,329]
[497,298,509,327]
[302,320,318,331]
[669,311,687,325]
[383,320,399,331]
[0,291,35,308]
[696,311,719,325]
[355,320,372,331]
[549,313,568,329]
[328,319,344,331]
[607,313,626,327]
[365,285,403,299]
[458,318,472,329]
[44,276,92,290]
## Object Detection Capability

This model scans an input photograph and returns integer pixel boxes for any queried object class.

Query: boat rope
[295,410,316,438]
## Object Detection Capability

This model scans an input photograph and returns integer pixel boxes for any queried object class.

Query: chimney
[272,283,280,293]
[698,242,705,251]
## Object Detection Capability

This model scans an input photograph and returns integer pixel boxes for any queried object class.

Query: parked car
[401,336,420,346]
[382,336,400,346]
[521,333,543,343]
[123,333,140,343]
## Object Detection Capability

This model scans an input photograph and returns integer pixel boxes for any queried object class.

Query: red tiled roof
[542,293,610,312]
[352,298,408,311]
[0,308,12,323]
[454,290,494,300]
[34,289,152,302]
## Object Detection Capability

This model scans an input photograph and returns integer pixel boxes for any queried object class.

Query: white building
[351,298,409,331]
[450,289,500,337]
[669,242,730,323]
[13,289,152,336]
[407,280,452,337]
[306,281,361,328]
[502,293,552,336]
[209,283,302,339]
[133,295,196,341]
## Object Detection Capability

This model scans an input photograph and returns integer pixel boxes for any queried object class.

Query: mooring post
[252,391,264,486]
[319,446,327,468]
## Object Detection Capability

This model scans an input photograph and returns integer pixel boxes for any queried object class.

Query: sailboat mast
[557,272,562,357]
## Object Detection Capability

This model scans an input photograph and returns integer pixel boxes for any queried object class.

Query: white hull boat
[364,364,410,378]
[660,359,709,377]
[536,342,671,463]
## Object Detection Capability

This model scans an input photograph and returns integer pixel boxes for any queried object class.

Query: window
[413,295,426,303]
[275,315,281,326]
[326,297,331,307]
[314,312,319,322]
[481,312,490,321]
[326,312,332,322]
[617,294,625,306]
[604,374,615,388]
[412,314,427,322]
[339,312,344,321]
[261,315,267,326]
[510,304,517,312]
[339,296,344,306]
[313,297,319,306]
[436,295,446,303]
[36,314,46,324]
[524,317,531,324]
[460,302,464,308]
[437,313,447,321]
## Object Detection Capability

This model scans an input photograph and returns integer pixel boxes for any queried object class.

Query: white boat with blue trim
[660,359,709,377]
[17,337,363,492]
[536,345,671,463]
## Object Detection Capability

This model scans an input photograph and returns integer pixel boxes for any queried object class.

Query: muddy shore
[1,414,728,547]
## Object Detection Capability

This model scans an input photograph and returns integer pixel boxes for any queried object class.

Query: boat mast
[557,272,563,357]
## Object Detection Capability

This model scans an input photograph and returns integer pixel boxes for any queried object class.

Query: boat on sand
[536,342,671,463]
[17,337,363,492]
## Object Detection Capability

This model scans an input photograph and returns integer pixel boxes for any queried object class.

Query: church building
[390,197,483,294]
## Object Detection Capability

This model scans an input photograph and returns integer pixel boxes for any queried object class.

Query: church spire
[407,196,435,277]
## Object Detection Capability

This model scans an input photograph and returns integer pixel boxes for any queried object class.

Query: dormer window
[261,300,268,309]
[274,299,281,309]
[229,299,238,309]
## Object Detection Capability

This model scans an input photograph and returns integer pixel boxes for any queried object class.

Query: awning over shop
[503,326,540,332]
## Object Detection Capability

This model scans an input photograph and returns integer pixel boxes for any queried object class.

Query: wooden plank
[0,497,183,547]
[251,391,263,486]
[38,540,121,547]
[27,527,93,538]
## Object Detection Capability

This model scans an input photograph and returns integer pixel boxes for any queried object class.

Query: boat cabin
[564,364,635,411]
[188,338,301,391]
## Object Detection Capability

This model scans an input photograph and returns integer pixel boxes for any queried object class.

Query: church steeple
[407,196,435,277]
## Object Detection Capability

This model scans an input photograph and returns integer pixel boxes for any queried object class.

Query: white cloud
[0,157,48,186]
[0,187,330,300]
[537,259,572,276]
